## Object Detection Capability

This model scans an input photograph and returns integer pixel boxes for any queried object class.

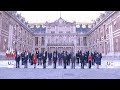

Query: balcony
[47,43,74,46]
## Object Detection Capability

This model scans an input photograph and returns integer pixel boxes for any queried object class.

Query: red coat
[32,54,37,64]
[88,55,92,61]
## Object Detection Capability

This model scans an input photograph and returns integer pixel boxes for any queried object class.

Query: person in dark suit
[80,53,85,69]
[42,51,46,69]
[53,51,57,69]
[67,52,71,66]
[91,52,94,65]
[76,51,79,65]
[58,51,61,66]
[45,51,47,60]
[15,50,20,68]
[31,52,34,65]
[38,51,42,65]
[71,52,75,69]
[36,50,39,60]
[21,51,25,65]
[94,51,97,64]
[48,51,52,66]
[84,52,87,66]
[63,51,67,69]
[95,53,101,69]
[24,51,28,68]
[99,52,102,65]
[28,51,32,63]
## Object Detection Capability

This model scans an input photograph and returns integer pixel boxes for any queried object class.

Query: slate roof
[31,24,91,34]
[76,25,91,33]
[31,25,46,33]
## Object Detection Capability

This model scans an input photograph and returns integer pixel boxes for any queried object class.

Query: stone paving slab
[0,67,120,79]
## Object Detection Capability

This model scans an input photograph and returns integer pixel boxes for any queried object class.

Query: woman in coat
[32,53,37,68]
[88,53,92,69]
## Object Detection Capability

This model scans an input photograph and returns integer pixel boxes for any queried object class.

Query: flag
[10,48,12,55]
[13,50,16,57]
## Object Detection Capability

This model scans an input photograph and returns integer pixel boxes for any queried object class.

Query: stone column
[8,24,13,49]
[45,36,48,51]
[108,24,114,56]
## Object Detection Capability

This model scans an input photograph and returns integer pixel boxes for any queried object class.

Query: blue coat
[95,55,101,65]
[24,55,28,63]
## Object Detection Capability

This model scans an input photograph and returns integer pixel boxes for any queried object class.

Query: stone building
[0,11,34,57]
[0,11,120,59]
[30,17,91,53]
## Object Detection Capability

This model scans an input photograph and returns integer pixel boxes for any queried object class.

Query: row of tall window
[35,37,45,46]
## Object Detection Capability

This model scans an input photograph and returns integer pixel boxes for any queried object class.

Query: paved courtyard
[0,61,120,79]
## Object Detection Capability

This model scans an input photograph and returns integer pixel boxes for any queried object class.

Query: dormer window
[59,31,63,33]
[51,31,55,33]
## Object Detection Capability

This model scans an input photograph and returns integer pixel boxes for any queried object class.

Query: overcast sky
[17,11,105,23]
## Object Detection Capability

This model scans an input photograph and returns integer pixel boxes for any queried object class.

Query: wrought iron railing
[47,43,74,46]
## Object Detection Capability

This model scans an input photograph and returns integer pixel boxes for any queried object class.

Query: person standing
[84,52,87,66]
[91,52,94,65]
[28,51,32,64]
[88,53,92,69]
[42,51,46,69]
[95,53,100,69]
[58,51,61,66]
[21,50,25,65]
[31,52,34,65]
[99,52,102,65]
[32,53,37,68]
[71,51,75,69]
[38,51,42,65]
[67,52,71,66]
[76,51,79,65]
[48,51,52,66]
[53,51,57,69]
[63,51,67,69]
[59,51,63,66]
[80,53,85,69]
[36,49,39,60]
[15,50,20,68]
[24,51,28,68]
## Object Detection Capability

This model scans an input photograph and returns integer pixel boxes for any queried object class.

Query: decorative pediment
[45,17,75,26]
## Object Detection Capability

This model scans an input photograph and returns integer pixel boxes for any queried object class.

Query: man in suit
[43,51,46,69]
[21,50,25,65]
[53,51,57,69]
[58,51,61,66]
[63,51,67,69]
[80,53,85,69]
[76,51,80,65]
[15,50,20,68]
[48,51,52,66]
[28,51,32,64]
[24,51,28,68]
[38,51,42,65]
[71,51,75,69]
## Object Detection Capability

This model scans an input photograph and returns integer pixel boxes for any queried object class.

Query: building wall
[88,11,120,57]
[2,11,120,58]
[0,11,33,54]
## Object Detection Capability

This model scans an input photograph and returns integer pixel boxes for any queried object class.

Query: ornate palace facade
[0,11,120,58]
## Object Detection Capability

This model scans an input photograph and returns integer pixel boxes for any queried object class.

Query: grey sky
[17,11,105,23]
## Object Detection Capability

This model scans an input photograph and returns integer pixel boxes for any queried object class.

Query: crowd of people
[15,50,102,69]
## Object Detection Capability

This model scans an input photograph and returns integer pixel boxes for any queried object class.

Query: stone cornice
[5,11,33,35]
[87,11,116,35]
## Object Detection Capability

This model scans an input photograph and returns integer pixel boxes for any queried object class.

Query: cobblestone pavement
[0,61,120,79]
